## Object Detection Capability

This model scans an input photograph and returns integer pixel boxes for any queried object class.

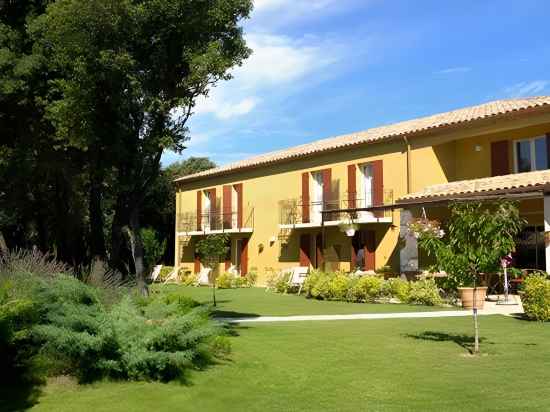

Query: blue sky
[162,0,550,167]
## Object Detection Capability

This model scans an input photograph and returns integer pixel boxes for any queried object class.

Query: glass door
[359,165,373,220]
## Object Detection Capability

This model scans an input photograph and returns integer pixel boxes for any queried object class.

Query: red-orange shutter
[223,185,232,229]
[491,141,510,176]
[209,188,217,229]
[299,234,311,267]
[235,183,243,228]
[371,160,383,217]
[301,172,310,223]
[347,164,356,209]
[196,191,202,230]
[364,230,376,271]
[240,238,249,276]
[194,254,201,274]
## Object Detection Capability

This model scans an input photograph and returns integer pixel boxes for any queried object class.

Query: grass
[157,286,456,318]
[23,315,550,411]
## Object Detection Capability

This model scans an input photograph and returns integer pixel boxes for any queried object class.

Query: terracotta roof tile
[397,170,550,203]
[175,96,550,183]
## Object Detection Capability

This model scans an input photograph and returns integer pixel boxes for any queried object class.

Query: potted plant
[409,201,525,354]
[338,219,359,237]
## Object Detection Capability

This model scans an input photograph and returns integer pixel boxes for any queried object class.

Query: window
[514,136,548,173]
[311,171,324,222]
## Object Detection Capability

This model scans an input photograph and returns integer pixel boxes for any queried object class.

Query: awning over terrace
[396,170,550,205]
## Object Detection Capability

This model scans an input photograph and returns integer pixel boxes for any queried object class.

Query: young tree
[195,234,230,307]
[412,201,525,353]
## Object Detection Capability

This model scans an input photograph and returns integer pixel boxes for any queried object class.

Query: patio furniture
[197,267,212,286]
[162,267,179,284]
[288,266,309,295]
[150,265,163,282]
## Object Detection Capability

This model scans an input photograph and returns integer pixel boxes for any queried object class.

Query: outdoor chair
[197,267,212,286]
[150,265,163,282]
[288,266,309,295]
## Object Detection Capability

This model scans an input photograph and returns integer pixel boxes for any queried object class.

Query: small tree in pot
[410,201,524,354]
[195,234,230,307]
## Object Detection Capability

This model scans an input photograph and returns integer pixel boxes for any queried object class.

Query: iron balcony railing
[279,190,393,225]
[177,207,254,233]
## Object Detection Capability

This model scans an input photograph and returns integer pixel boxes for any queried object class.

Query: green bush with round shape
[522,273,550,321]
[382,277,410,302]
[347,276,383,303]
[407,278,442,306]
[327,274,351,301]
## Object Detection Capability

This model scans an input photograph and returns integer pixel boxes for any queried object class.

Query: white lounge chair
[197,267,212,286]
[150,265,163,282]
[288,266,309,295]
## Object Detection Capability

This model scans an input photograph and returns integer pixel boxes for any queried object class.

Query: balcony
[278,190,393,229]
[177,208,254,235]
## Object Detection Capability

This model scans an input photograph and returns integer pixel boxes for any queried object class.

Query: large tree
[1,0,252,293]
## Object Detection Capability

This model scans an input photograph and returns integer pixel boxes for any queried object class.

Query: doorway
[351,229,376,271]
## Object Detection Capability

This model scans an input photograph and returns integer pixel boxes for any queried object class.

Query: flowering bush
[407,218,444,239]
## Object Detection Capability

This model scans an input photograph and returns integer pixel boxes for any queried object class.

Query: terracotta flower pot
[458,287,488,309]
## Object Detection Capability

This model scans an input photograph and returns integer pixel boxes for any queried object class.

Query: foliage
[347,276,384,303]
[407,279,443,306]
[0,267,228,383]
[140,228,166,274]
[0,0,251,286]
[216,273,235,289]
[522,273,550,321]
[412,201,525,287]
[381,278,410,302]
[195,234,230,269]
[0,249,72,279]
[301,272,433,305]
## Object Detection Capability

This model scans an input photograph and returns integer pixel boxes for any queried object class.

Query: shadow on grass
[405,331,491,354]
[212,309,260,319]
[0,378,43,412]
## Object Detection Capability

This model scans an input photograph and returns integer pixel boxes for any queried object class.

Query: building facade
[174,97,550,284]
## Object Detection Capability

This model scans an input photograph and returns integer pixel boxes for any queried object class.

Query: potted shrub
[338,220,359,237]
[409,201,525,353]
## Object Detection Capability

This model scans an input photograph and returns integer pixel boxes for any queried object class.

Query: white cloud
[435,66,472,74]
[503,80,550,98]
[192,32,340,120]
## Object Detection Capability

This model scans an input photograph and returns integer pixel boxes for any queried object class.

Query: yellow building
[174,96,550,284]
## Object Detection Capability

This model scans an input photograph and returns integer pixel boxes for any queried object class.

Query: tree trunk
[473,278,480,354]
[110,198,129,277]
[129,204,148,297]
[89,178,106,259]
[0,230,7,255]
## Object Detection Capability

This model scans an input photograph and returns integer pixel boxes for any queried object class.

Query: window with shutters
[513,136,549,173]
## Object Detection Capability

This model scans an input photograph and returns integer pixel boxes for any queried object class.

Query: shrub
[0,267,229,383]
[327,274,351,300]
[382,277,410,302]
[275,271,293,294]
[407,279,442,306]
[245,269,258,286]
[522,274,550,321]
[308,271,334,299]
[347,276,384,302]
[216,272,235,289]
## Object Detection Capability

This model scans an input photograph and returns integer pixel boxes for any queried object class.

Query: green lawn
[159,286,456,317]
[23,315,550,411]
